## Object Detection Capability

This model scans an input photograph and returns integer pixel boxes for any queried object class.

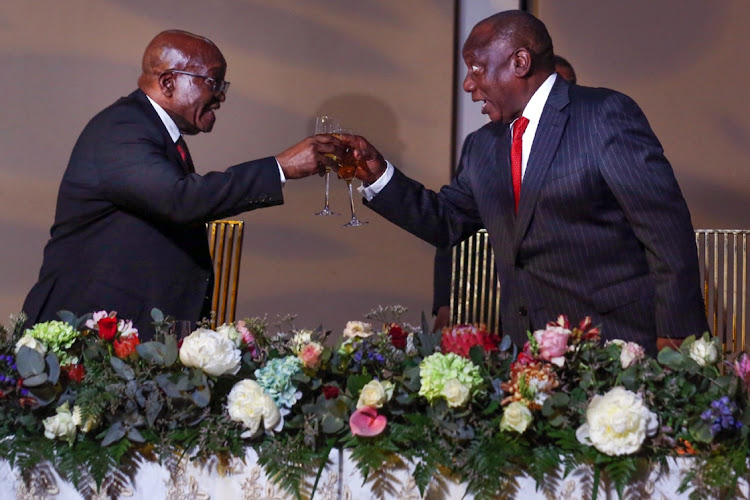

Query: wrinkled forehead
[462,24,512,63]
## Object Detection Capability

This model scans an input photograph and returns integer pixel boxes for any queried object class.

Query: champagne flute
[335,129,368,227]
[314,115,340,216]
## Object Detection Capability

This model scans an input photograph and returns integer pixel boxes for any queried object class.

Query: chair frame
[207,220,245,328]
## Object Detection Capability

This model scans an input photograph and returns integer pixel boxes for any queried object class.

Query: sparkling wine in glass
[314,115,340,216]
[336,132,368,227]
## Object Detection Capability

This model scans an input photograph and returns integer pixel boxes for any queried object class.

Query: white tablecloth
[0,451,743,499]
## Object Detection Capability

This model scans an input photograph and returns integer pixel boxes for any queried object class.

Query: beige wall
[535,0,750,230]
[0,0,453,332]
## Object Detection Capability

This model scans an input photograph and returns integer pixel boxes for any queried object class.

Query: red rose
[322,385,340,400]
[98,317,118,341]
[64,364,86,383]
[388,324,408,349]
[114,336,140,360]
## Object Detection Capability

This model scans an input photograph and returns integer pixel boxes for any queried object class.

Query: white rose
[15,335,47,356]
[608,339,645,369]
[43,402,77,443]
[689,337,718,367]
[227,379,281,437]
[357,380,394,409]
[442,378,471,408]
[72,405,100,433]
[179,328,241,376]
[576,386,658,456]
[343,321,373,339]
[216,323,242,347]
[500,402,533,433]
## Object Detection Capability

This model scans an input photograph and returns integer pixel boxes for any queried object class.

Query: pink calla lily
[349,406,387,437]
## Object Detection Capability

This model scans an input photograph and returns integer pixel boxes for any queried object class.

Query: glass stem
[347,181,356,220]
[324,171,331,209]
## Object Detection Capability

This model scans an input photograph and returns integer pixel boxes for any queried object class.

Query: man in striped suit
[348,10,708,354]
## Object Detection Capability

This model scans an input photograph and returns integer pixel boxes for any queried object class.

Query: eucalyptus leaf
[110,357,135,381]
[499,334,512,352]
[321,414,344,434]
[346,374,371,397]
[657,348,685,371]
[45,353,60,385]
[16,347,45,378]
[127,428,145,443]
[163,335,178,367]
[192,386,211,407]
[22,373,49,387]
[136,342,166,365]
[151,308,165,323]
[101,422,126,447]
[57,310,78,327]
[469,345,485,367]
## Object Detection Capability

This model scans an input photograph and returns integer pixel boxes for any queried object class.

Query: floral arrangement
[1,306,749,499]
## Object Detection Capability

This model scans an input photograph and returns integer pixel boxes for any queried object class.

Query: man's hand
[338,134,387,184]
[657,337,684,351]
[276,135,343,179]
[432,305,451,333]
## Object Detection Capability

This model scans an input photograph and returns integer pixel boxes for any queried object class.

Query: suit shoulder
[82,91,160,136]
[569,85,641,110]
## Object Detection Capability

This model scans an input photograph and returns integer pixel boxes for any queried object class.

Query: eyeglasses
[169,69,230,96]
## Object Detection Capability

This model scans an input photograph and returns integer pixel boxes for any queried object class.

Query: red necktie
[175,136,195,174]
[511,116,529,213]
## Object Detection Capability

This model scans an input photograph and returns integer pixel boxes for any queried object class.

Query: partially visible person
[22,30,341,339]
[348,11,708,355]
[431,54,579,332]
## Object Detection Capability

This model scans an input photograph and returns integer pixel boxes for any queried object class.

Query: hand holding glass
[335,131,368,227]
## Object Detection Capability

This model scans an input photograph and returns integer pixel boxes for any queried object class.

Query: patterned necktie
[511,116,530,213]
[175,136,195,174]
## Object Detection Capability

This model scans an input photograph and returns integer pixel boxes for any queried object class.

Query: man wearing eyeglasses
[22,30,340,339]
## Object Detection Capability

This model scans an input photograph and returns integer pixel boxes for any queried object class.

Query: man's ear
[512,48,532,78]
[158,71,176,97]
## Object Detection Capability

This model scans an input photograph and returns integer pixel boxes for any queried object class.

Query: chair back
[451,228,750,353]
[695,229,749,353]
[207,220,245,328]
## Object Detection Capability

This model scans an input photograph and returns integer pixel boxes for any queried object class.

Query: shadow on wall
[680,171,750,230]
[313,93,406,168]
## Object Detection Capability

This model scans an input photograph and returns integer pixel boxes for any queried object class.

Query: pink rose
[533,326,570,366]
[298,342,323,370]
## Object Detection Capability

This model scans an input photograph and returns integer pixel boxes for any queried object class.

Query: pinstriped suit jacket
[366,77,708,354]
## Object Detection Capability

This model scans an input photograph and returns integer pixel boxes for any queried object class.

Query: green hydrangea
[25,321,80,365]
[418,352,482,404]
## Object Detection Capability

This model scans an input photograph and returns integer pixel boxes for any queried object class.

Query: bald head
[138,30,225,91]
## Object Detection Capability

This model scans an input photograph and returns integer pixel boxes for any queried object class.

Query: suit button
[518,306,527,317]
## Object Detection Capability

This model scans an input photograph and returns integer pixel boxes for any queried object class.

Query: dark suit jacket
[23,89,283,338]
[367,77,708,354]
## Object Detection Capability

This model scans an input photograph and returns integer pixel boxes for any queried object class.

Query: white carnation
[689,337,718,367]
[227,379,282,437]
[576,386,658,456]
[179,327,241,376]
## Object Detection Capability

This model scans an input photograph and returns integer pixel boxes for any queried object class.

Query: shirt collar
[146,94,181,143]
[512,72,557,128]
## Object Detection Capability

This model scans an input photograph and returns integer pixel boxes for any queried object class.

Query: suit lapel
[512,79,570,255]
[131,90,186,172]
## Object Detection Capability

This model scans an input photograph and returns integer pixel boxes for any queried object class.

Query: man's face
[167,51,227,135]
[462,26,523,124]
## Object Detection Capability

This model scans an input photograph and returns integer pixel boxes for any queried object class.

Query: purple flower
[702,396,742,436]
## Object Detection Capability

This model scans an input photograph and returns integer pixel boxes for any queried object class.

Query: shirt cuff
[276,159,286,186]
[358,160,394,201]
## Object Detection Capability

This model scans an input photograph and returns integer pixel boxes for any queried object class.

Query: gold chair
[695,229,749,353]
[450,229,502,333]
[450,229,750,353]
[207,220,245,329]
